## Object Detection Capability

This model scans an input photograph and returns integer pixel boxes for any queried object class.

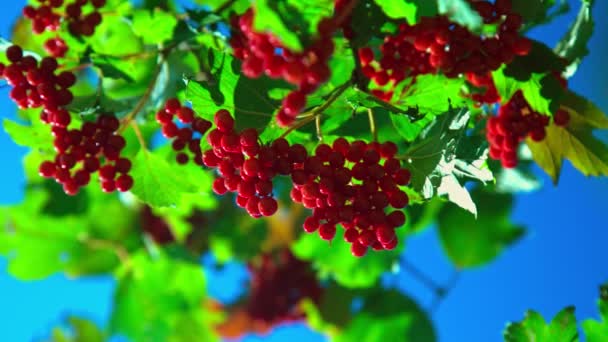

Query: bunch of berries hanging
[23,0,106,57]
[245,250,322,325]
[156,99,212,165]
[290,138,410,257]
[229,9,340,126]
[358,0,531,100]
[202,110,283,218]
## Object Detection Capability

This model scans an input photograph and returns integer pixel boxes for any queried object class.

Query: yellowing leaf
[527,94,608,183]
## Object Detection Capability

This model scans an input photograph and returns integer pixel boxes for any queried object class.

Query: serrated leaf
[555,0,594,78]
[403,107,492,215]
[132,9,179,45]
[504,307,578,342]
[130,149,199,208]
[292,228,406,288]
[438,190,524,268]
[186,54,278,132]
[527,96,608,183]
[582,283,608,342]
[438,0,483,32]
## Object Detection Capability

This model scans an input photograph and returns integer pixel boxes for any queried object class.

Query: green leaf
[132,9,179,45]
[403,107,492,216]
[3,118,53,149]
[438,189,524,268]
[527,93,608,183]
[191,0,250,15]
[582,283,608,342]
[437,0,483,32]
[186,53,278,132]
[373,0,417,24]
[252,0,333,51]
[129,149,199,208]
[91,56,136,83]
[292,227,406,288]
[554,0,594,78]
[504,307,578,342]
[335,289,436,342]
[110,251,218,342]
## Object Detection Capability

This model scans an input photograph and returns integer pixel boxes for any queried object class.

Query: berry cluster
[202,110,281,218]
[290,138,410,256]
[140,206,175,244]
[466,72,500,104]
[156,99,212,165]
[486,91,550,168]
[358,0,531,100]
[39,114,133,195]
[1,45,75,109]
[229,9,338,126]
[23,0,105,58]
[246,250,322,325]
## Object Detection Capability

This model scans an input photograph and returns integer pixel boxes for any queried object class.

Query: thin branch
[357,87,424,122]
[279,80,352,139]
[131,121,148,150]
[367,107,377,141]
[429,271,461,314]
[79,235,131,265]
[401,258,443,293]
[315,115,324,141]
[119,52,167,130]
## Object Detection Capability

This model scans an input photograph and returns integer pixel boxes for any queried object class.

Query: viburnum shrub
[1,0,605,340]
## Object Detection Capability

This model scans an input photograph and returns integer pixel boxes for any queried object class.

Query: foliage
[0,0,605,341]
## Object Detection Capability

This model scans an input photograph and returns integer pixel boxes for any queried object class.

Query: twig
[315,115,323,141]
[278,80,352,139]
[401,258,443,293]
[119,52,167,130]
[357,87,424,122]
[367,107,377,141]
[131,121,148,150]
[79,235,131,265]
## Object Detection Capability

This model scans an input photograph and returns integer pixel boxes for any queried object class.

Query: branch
[119,52,167,130]
[367,107,377,141]
[279,80,352,139]
[356,87,424,122]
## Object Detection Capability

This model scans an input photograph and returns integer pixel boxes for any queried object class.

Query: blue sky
[1,1,607,341]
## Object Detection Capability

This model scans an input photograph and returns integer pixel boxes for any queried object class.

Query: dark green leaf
[336,289,436,342]
[438,189,524,268]
[504,307,578,342]
[582,283,608,342]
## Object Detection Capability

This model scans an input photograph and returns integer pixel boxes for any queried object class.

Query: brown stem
[119,54,166,131]
[131,121,148,150]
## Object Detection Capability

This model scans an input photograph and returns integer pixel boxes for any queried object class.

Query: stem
[215,0,238,14]
[429,271,461,314]
[358,88,424,122]
[401,258,443,293]
[278,80,352,139]
[367,107,377,141]
[119,53,166,130]
[79,235,131,265]
[131,121,148,150]
[315,115,323,141]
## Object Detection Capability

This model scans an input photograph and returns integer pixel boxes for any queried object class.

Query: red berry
[214,109,234,132]
[319,223,336,241]
[258,197,278,216]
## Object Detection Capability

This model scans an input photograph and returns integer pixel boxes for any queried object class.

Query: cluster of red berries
[466,72,500,104]
[39,113,133,196]
[202,110,282,218]
[156,99,212,165]
[486,91,552,168]
[358,0,531,100]
[229,9,338,126]
[245,250,322,324]
[291,138,409,257]
[23,0,105,57]
[24,0,105,36]
[1,45,75,109]
[39,114,133,195]
[140,206,175,244]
